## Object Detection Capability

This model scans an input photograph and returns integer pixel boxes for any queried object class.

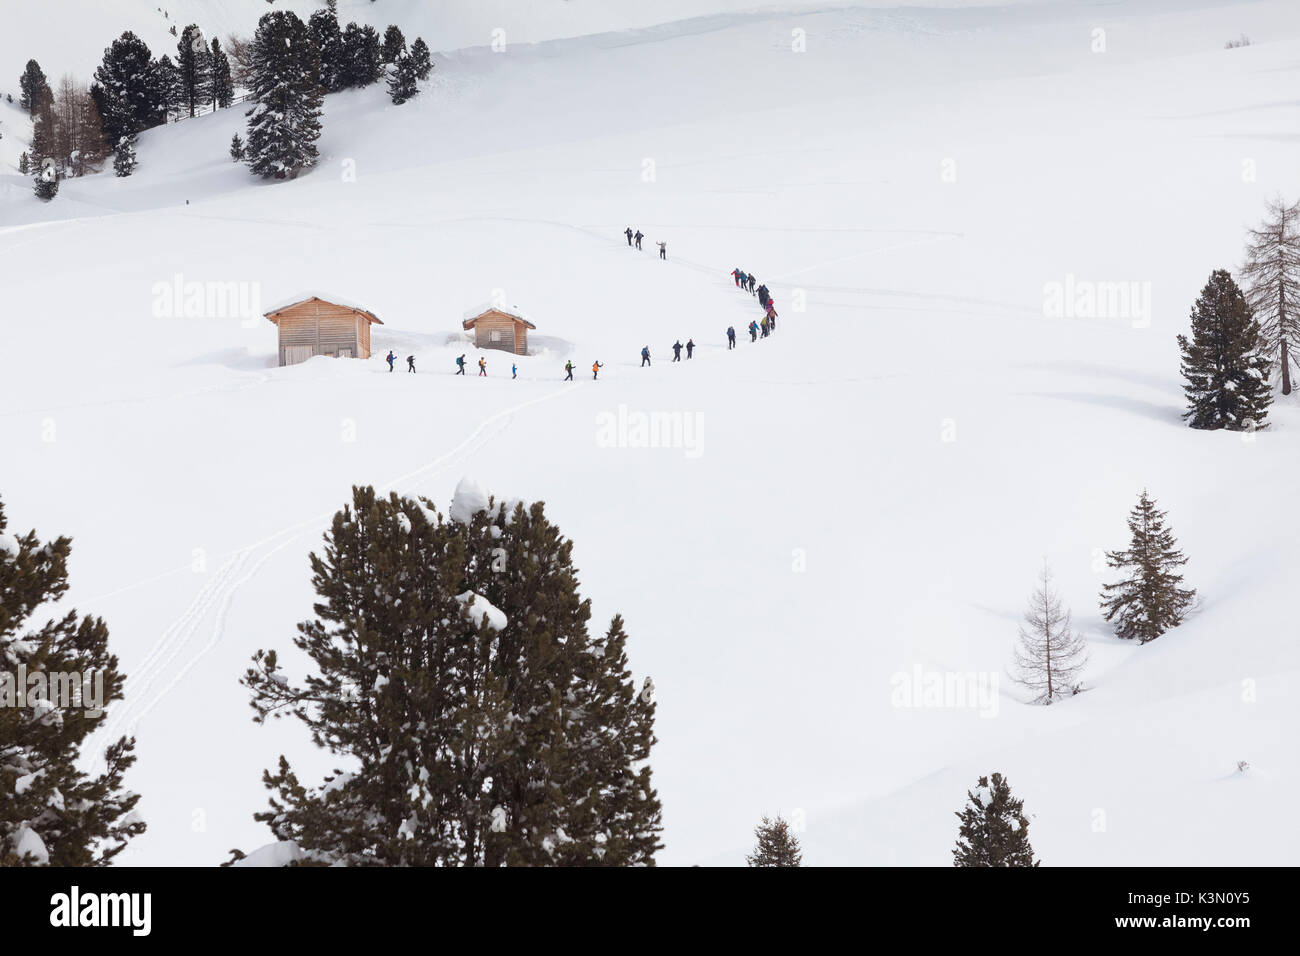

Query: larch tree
[1099,490,1197,644]
[1010,561,1088,705]
[952,773,1038,867]
[1241,196,1300,395]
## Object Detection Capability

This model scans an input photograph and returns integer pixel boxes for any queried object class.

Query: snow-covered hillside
[1,0,1298,866]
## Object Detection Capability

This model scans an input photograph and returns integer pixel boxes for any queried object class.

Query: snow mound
[457,591,508,631]
[449,477,491,524]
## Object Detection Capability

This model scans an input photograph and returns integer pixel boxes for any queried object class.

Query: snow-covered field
[1,0,1298,866]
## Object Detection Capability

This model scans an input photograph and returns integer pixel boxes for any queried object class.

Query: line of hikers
[730,266,778,339]
[625,226,667,260]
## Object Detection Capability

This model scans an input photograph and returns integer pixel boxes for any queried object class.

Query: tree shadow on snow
[1014,391,1184,427]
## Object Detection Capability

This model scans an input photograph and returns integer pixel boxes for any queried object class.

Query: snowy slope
[1,0,1298,866]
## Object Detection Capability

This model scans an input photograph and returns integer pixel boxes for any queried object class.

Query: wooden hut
[264,296,383,366]
[462,305,536,356]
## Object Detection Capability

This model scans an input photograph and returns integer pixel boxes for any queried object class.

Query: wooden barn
[462,305,536,356]
[264,296,383,366]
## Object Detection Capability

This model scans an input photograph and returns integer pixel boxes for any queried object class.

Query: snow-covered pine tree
[454,494,663,866]
[1099,490,1196,643]
[387,53,418,105]
[32,161,57,201]
[18,151,30,175]
[409,38,433,81]
[1241,195,1300,395]
[244,11,323,180]
[746,816,803,867]
[229,133,244,161]
[952,773,1038,867]
[18,59,51,115]
[151,55,181,125]
[457,494,660,868]
[308,9,345,93]
[340,22,383,88]
[236,484,662,866]
[1011,561,1088,704]
[209,38,233,109]
[239,487,507,866]
[1177,269,1272,430]
[92,32,161,145]
[381,25,407,64]
[113,135,138,177]
[0,497,146,865]
[176,24,211,118]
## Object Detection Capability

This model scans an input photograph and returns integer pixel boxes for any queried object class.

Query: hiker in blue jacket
[386,350,396,371]
[641,346,651,367]
[727,326,736,349]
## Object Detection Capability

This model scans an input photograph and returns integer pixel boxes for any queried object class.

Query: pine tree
[381,25,407,64]
[452,492,662,866]
[209,38,233,109]
[340,22,382,88]
[236,484,662,866]
[113,135,138,177]
[952,773,1038,867]
[1241,195,1300,395]
[18,59,50,114]
[151,55,180,125]
[30,92,58,177]
[308,9,345,93]
[1177,270,1272,430]
[92,33,161,145]
[1099,490,1196,644]
[0,496,146,865]
[177,24,211,118]
[1010,561,1088,704]
[387,53,418,105]
[18,151,30,175]
[244,11,323,180]
[746,816,803,866]
[229,132,244,161]
[409,38,433,81]
[32,161,58,201]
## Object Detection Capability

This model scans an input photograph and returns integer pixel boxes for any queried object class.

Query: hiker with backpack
[749,321,758,342]
[625,227,634,246]
[592,360,603,379]
[564,360,574,381]
[455,354,466,375]
[672,340,683,362]
[478,357,487,376]
[641,346,651,367]
[686,338,695,359]
[731,268,743,287]
[407,355,416,372]
[634,230,644,250]
[386,350,396,372]
[727,326,736,349]
[657,241,667,260]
